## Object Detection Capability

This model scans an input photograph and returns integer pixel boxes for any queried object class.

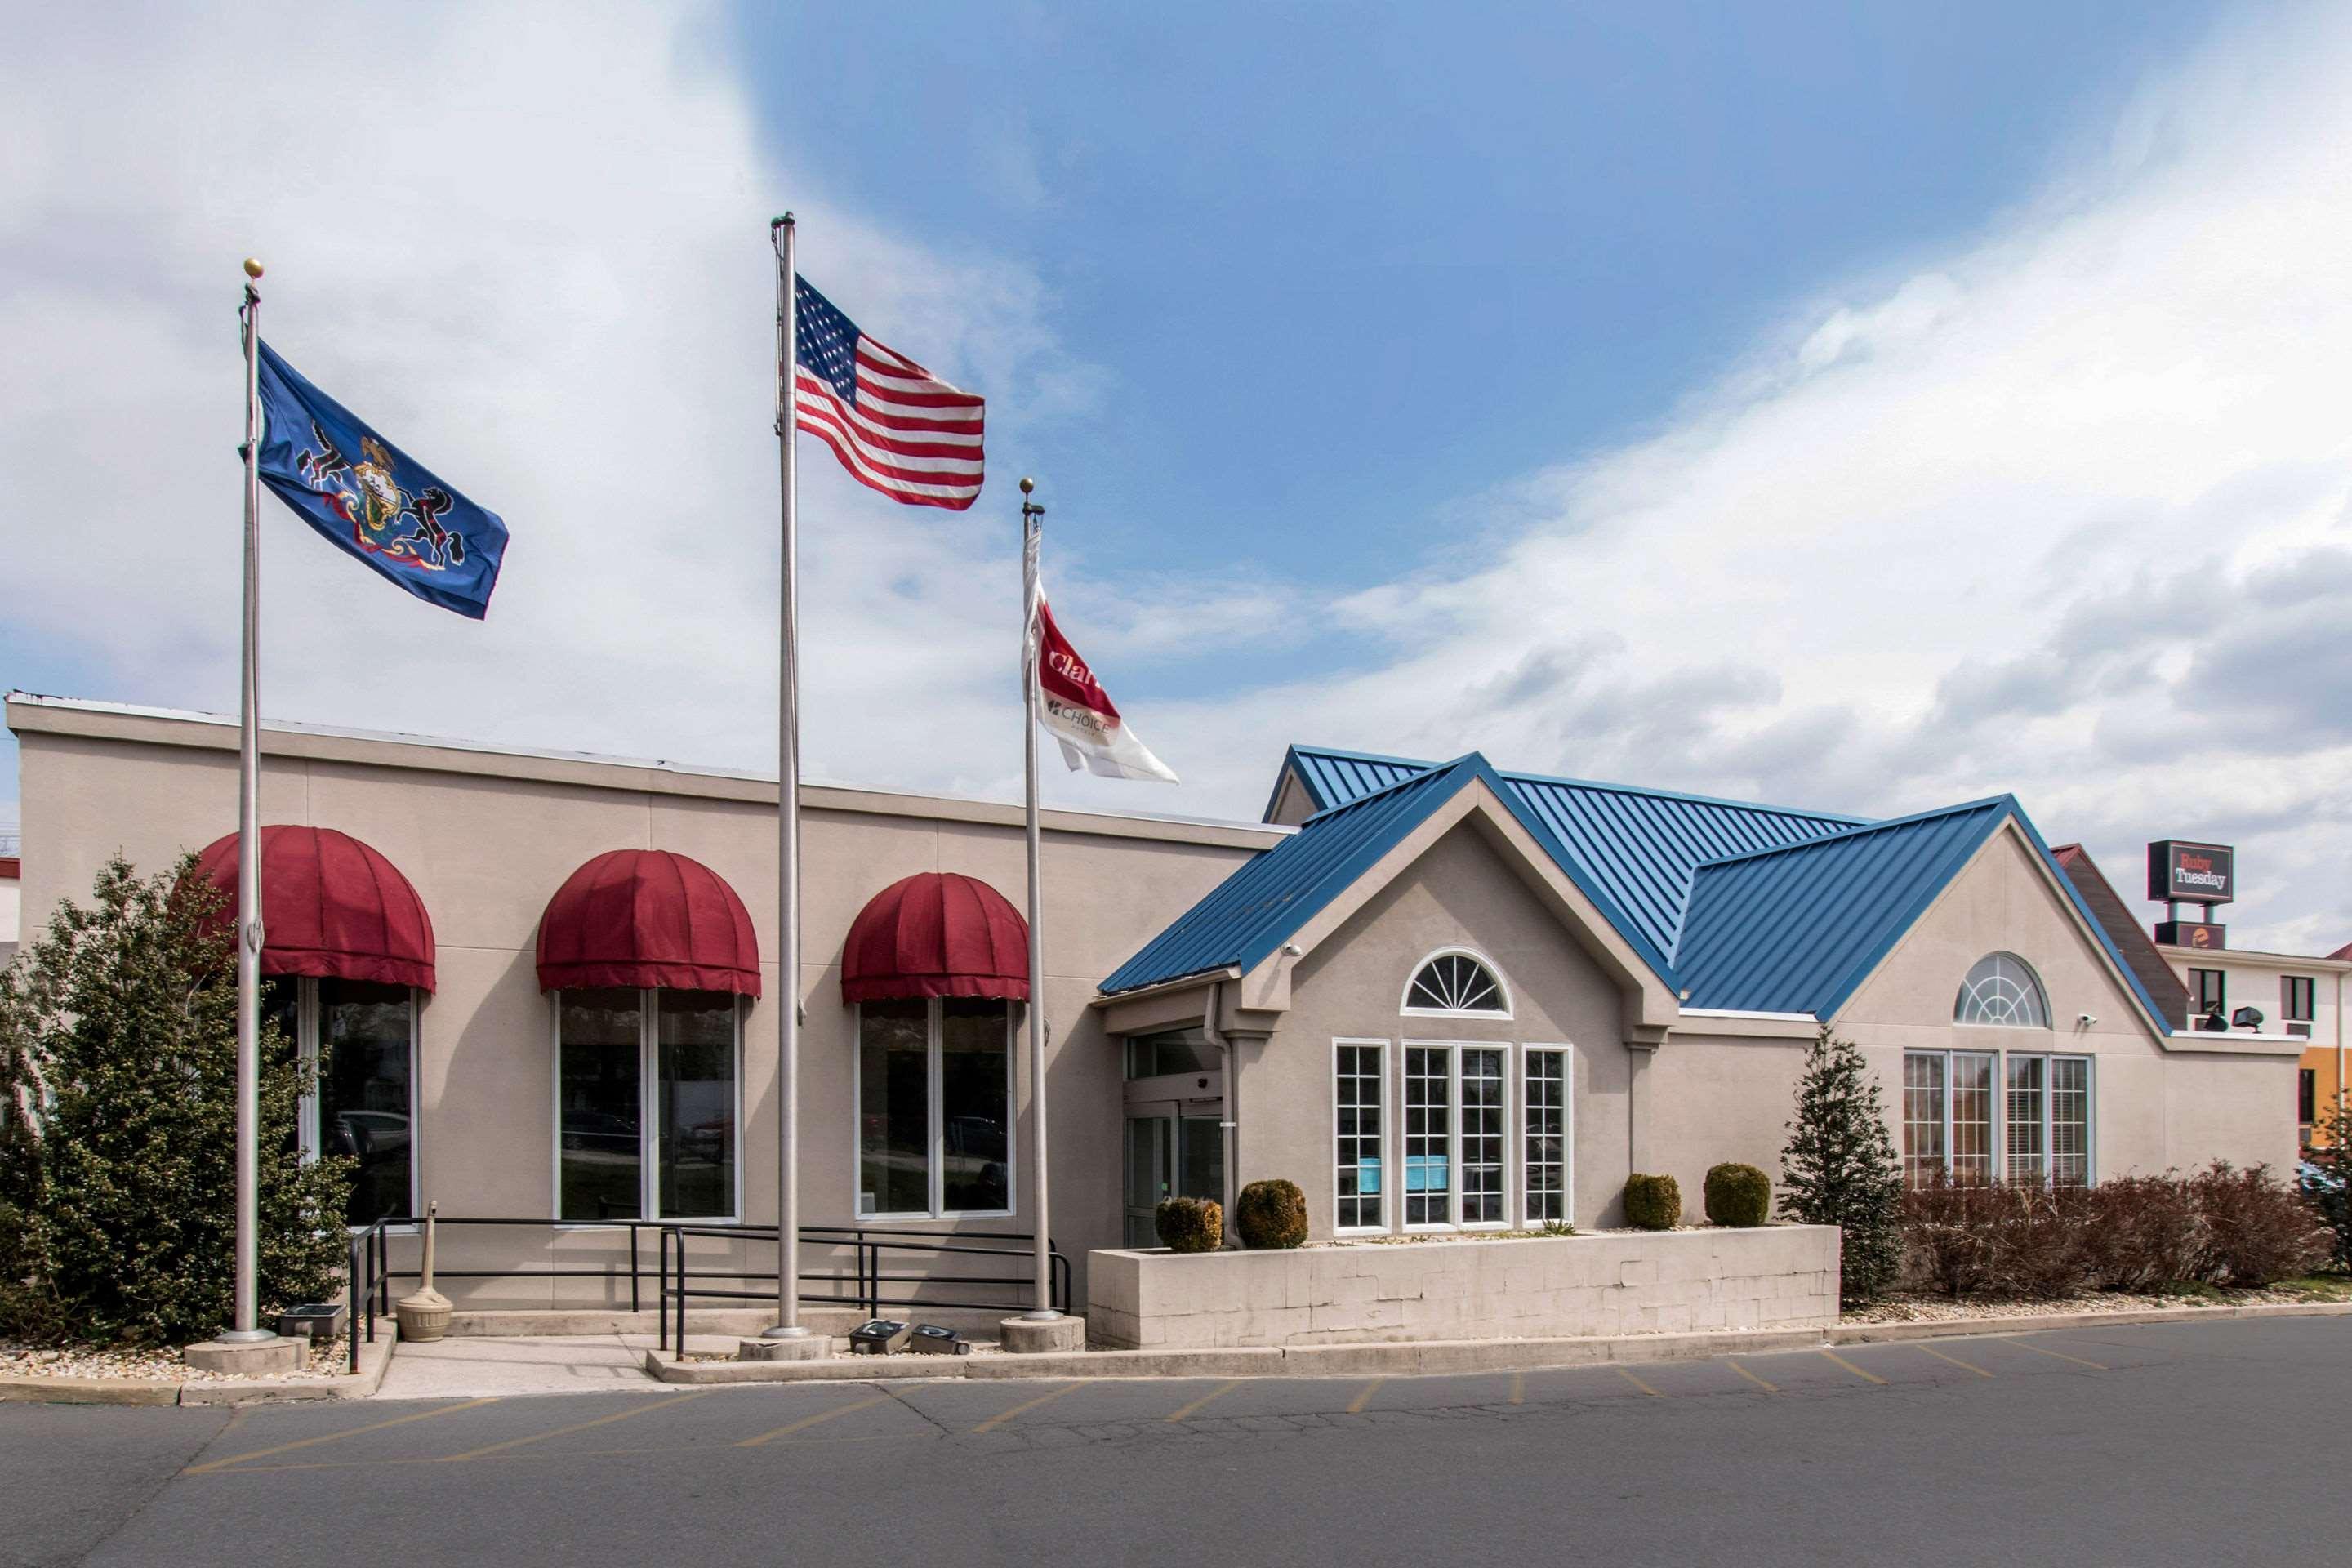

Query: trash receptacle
[277,1302,350,1341]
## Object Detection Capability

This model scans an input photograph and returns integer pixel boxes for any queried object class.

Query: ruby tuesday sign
[2147,840,2234,905]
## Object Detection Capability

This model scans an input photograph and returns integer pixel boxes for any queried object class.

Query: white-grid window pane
[1523,1050,1568,1224]
[2050,1056,2091,1187]
[1903,1052,1946,1188]
[1956,951,2051,1028]
[1461,1049,1506,1225]
[1334,1044,1384,1230]
[1405,953,1506,1014]
[1405,1047,1452,1225]
[2006,1054,2047,1185]
[1951,1052,1995,1184]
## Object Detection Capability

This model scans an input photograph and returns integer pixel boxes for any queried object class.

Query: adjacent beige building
[6,699,2305,1316]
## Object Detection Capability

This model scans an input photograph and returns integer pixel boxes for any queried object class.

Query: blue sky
[5,0,2350,950]
[737,1,2225,690]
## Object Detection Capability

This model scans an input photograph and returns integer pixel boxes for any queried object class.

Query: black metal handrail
[343,1215,1071,1372]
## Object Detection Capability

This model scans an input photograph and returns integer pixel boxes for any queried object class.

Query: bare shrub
[2186,1162,2331,1287]
[2075,1175,2203,1291]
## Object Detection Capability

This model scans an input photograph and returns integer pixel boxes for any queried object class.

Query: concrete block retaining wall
[1085,1226,1840,1350]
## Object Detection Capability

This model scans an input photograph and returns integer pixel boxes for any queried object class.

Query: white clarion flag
[1028,583,1180,783]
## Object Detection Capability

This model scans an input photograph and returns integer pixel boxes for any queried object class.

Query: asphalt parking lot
[8,1314,2348,1567]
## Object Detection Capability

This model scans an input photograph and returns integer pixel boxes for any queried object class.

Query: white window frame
[290,976,423,1232]
[852,998,1018,1224]
[1954,951,2053,1029]
[1332,1037,1390,1236]
[1520,1045,1573,1227]
[1400,947,1514,1020]
[1900,1048,1998,1186]
[551,987,745,1227]
[2005,1051,2096,1188]
[1401,1040,1513,1233]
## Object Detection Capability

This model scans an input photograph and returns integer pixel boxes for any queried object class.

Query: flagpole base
[998,1314,1085,1355]
[185,1334,301,1375]
[212,1327,280,1344]
[738,1333,828,1363]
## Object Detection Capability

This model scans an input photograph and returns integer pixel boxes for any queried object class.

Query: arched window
[1403,950,1510,1017]
[1954,952,2051,1028]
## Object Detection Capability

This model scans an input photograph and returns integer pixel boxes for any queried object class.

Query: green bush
[1155,1196,1223,1254]
[0,854,352,1347]
[1704,1163,1771,1227]
[1235,1178,1308,1250]
[1624,1174,1681,1230]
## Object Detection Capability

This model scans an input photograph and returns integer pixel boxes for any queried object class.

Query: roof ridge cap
[1688,795,2016,873]
[1296,752,1481,825]
[1494,767,1866,824]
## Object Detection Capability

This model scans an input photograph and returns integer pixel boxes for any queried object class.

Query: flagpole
[219,257,276,1348]
[764,215,812,1343]
[1018,477,1059,1321]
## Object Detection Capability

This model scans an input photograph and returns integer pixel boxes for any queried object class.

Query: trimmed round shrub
[1704,1163,1771,1227]
[1624,1173,1681,1231]
[1235,1179,1308,1250]
[1155,1196,1223,1254]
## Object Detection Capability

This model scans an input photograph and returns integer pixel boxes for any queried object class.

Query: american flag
[793,275,984,510]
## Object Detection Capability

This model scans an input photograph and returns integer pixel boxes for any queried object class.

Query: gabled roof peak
[1690,795,2020,874]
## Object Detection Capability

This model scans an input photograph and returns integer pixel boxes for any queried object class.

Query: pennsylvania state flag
[254,342,507,618]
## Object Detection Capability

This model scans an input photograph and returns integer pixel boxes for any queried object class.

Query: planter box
[1086,1227,1840,1350]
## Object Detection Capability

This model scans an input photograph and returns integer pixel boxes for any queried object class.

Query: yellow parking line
[1165,1380,1243,1423]
[185,1397,501,1474]
[971,1381,1084,1434]
[1818,1349,1886,1386]
[736,1392,895,1447]
[1726,1359,1777,1393]
[1915,1343,1993,1378]
[2008,1338,2106,1371]
[440,1391,710,1461]
[1616,1366,1664,1397]
[1508,1370,1526,1405]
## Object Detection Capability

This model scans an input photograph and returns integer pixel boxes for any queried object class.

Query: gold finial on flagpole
[1020,476,1036,495]
[242,258,265,279]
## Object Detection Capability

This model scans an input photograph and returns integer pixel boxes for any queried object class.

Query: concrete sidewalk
[372,1332,814,1399]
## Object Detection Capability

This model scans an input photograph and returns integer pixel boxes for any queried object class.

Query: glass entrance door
[1125,1105,1227,1248]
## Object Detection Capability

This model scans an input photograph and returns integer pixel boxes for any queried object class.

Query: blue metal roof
[1673,799,2012,1016]
[1263,745,1432,819]
[1106,752,1682,996]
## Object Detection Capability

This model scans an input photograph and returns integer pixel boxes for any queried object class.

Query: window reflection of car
[327,1110,410,1160]
[944,1116,1007,1204]
[679,1115,733,1166]
[562,1110,638,1155]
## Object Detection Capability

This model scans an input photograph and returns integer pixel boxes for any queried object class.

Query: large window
[265,977,416,1229]
[557,987,739,1223]
[1522,1048,1570,1225]
[1334,1041,1385,1232]
[2005,1053,2092,1187]
[1903,1049,1993,1187]
[1954,952,2051,1028]
[1403,1044,1509,1230]
[856,998,1012,1220]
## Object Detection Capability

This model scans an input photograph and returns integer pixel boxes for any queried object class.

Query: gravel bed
[1,1335,353,1382]
[1843,1285,2327,1324]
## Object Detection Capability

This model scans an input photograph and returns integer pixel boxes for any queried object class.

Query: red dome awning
[537,849,760,997]
[194,826,437,992]
[841,871,1029,1004]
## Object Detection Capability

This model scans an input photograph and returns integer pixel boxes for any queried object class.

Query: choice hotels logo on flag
[1029,586,1178,784]
[253,342,509,618]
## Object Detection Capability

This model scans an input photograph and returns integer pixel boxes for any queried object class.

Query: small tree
[0,853,351,1347]
[1780,1026,1904,1305]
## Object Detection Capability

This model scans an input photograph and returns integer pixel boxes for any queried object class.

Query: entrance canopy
[194,825,437,992]
[537,849,760,996]
[841,871,1028,1004]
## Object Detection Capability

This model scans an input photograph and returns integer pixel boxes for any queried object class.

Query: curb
[0,1318,399,1407]
[644,1298,2352,1386]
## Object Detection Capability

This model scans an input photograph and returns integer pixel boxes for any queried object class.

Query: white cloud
[6,2,2351,954]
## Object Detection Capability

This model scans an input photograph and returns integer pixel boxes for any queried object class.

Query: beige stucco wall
[1087,1225,1839,1349]
[10,703,1276,1307]
[1250,821,1636,1235]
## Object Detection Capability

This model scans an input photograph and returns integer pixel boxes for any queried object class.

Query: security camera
[2077,1012,2097,1027]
